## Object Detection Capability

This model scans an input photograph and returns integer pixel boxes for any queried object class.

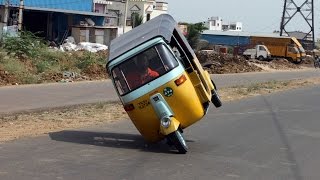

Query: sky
[165,0,319,38]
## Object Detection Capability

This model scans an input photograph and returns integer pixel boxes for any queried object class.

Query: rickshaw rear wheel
[168,130,188,154]
[210,79,222,108]
[211,89,222,108]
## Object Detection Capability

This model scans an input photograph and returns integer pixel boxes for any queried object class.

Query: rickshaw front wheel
[168,130,188,154]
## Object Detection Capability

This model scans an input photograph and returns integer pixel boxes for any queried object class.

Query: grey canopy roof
[108,14,177,61]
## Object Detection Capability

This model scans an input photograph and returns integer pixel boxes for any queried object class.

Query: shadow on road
[262,96,302,180]
[49,130,184,154]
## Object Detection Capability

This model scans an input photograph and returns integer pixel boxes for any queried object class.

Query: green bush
[2,58,27,75]
[20,73,40,84]
[2,31,46,58]
[35,60,51,73]
[76,51,96,69]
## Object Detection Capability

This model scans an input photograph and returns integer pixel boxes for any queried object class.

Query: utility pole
[18,0,24,31]
[123,0,129,34]
[3,0,9,25]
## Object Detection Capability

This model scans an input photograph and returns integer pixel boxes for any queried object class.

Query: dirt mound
[82,64,108,80]
[300,56,315,67]
[249,59,301,70]
[196,50,316,74]
[0,66,18,85]
[196,51,262,74]
[40,72,63,82]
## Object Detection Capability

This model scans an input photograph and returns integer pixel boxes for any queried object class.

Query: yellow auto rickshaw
[106,14,221,153]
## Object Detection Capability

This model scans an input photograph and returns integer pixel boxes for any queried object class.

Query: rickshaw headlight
[160,116,171,128]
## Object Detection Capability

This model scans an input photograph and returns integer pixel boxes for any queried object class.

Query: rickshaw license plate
[138,100,150,109]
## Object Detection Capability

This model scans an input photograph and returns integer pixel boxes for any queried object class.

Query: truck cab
[286,45,301,62]
[290,37,306,63]
[243,45,271,60]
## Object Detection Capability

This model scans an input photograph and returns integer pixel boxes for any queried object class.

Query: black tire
[168,130,188,154]
[211,89,222,108]
[258,56,264,61]
[211,79,218,90]
[293,59,302,64]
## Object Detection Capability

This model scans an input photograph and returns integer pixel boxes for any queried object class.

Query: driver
[126,55,159,90]
[137,54,159,83]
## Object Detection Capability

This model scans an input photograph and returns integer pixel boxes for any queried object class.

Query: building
[201,30,251,47]
[228,22,243,31]
[0,0,169,43]
[107,0,167,33]
[205,16,243,32]
[0,0,118,45]
[204,16,222,31]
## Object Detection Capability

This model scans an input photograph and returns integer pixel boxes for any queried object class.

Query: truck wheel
[258,56,264,61]
[293,59,302,64]
[168,130,188,154]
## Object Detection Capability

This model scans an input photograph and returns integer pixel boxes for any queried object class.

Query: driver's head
[137,54,149,72]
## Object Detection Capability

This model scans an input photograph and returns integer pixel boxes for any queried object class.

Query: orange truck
[250,36,306,63]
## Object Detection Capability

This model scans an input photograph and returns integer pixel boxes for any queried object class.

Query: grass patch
[220,77,320,102]
[0,31,108,86]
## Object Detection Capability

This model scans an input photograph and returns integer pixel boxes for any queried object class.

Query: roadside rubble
[197,50,315,74]
[59,42,108,53]
[196,50,263,74]
[57,37,108,53]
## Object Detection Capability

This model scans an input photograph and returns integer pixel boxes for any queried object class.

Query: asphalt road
[0,85,319,180]
[0,69,319,114]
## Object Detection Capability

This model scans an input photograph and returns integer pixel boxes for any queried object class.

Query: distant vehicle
[243,45,271,61]
[201,31,306,63]
[250,36,306,63]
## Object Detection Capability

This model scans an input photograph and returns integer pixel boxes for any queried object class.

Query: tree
[131,13,143,28]
[185,22,208,50]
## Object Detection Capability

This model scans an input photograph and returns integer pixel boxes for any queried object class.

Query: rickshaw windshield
[112,44,179,95]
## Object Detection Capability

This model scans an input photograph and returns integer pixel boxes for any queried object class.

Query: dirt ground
[1,77,320,143]
[0,102,127,142]
[197,51,315,74]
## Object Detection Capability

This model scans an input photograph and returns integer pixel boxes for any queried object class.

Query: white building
[228,22,243,31]
[107,0,168,33]
[205,16,222,31]
[205,16,243,32]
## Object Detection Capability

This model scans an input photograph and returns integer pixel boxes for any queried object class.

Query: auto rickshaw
[106,14,222,153]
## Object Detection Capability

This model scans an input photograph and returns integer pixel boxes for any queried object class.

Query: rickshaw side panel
[171,29,214,101]
[125,72,205,142]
